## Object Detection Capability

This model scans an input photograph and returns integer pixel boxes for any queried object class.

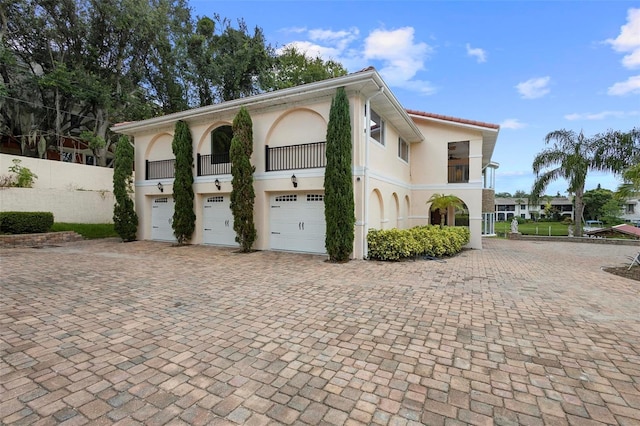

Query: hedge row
[367,225,470,261]
[0,211,54,234]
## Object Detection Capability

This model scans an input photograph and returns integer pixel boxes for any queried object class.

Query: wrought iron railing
[265,141,326,172]
[448,164,469,183]
[197,153,231,176]
[146,159,175,180]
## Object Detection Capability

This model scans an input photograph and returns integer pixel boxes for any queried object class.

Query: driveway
[1,238,639,425]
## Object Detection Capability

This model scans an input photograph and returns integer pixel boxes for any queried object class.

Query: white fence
[0,154,116,223]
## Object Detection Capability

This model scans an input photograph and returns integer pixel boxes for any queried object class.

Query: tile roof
[406,110,500,130]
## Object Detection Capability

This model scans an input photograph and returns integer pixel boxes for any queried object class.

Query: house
[495,197,574,221]
[112,68,500,259]
[621,197,640,225]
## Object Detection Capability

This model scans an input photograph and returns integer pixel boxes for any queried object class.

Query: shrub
[367,225,470,261]
[0,212,54,234]
[7,159,37,188]
[172,120,196,244]
[112,135,138,241]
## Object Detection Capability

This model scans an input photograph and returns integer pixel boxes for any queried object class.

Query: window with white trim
[398,137,409,162]
[369,108,385,145]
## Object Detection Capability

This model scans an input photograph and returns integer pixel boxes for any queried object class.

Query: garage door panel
[151,197,176,242]
[270,193,326,254]
[203,195,237,246]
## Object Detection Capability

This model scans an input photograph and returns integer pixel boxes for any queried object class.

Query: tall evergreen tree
[324,87,354,261]
[171,120,195,244]
[230,107,257,252]
[112,135,138,241]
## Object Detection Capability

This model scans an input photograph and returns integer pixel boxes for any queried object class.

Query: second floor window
[627,204,635,214]
[211,126,233,164]
[369,108,385,145]
[398,138,409,162]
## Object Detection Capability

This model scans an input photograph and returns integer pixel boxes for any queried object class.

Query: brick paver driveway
[1,238,639,425]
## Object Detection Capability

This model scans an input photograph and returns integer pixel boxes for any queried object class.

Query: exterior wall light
[157,182,164,192]
[291,174,298,188]
[214,179,221,190]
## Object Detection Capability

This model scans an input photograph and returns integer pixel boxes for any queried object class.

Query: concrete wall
[0,154,115,223]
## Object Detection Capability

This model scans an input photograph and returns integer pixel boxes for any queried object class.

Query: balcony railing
[146,159,175,180]
[448,164,469,183]
[266,141,326,172]
[197,153,231,176]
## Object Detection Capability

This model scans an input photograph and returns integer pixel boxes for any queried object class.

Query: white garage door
[203,195,237,246]
[270,193,326,254]
[151,197,176,242]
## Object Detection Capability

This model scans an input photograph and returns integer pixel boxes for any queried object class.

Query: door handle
[301,222,304,230]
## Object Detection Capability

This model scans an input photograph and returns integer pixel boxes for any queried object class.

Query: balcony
[197,153,231,176]
[265,141,326,172]
[146,159,175,180]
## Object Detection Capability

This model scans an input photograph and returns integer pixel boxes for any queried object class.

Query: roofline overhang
[111,69,424,143]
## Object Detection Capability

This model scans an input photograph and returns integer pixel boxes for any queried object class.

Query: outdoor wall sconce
[157,182,164,192]
[214,179,221,190]
[291,174,298,188]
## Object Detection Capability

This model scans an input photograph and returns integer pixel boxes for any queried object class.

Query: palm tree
[617,163,640,199]
[531,128,639,237]
[427,193,464,228]
[531,130,594,237]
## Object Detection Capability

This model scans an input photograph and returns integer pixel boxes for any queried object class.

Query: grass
[51,223,118,239]
[496,221,570,236]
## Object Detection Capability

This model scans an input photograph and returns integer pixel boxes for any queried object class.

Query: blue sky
[190,1,639,196]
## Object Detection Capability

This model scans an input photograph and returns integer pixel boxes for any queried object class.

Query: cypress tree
[324,87,354,261]
[112,135,138,241]
[171,120,196,244]
[230,107,257,252]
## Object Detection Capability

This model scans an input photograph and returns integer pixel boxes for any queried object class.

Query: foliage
[7,159,37,188]
[583,187,617,221]
[112,136,138,241]
[324,87,355,262]
[171,120,196,244]
[513,190,529,198]
[266,46,348,90]
[617,162,640,199]
[230,107,257,252]
[531,128,638,237]
[427,193,464,228]
[51,222,117,239]
[2,2,347,164]
[0,212,53,234]
[367,226,470,261]
[495,192,512,198]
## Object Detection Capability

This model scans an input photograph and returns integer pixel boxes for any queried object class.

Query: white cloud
[564,110,639,120]
[607,75,640,95]
[363,27,433,86]
[500,118,527,129]
[515,76,551,99]
[606,8,640,69]
[278,25,436,94]
[466,44,487,63]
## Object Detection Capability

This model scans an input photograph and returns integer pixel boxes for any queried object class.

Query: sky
[190,1,639,197]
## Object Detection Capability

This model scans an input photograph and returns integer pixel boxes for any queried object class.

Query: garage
[270,193,326,254]
[202,195,237,246]
[151,196,176,242]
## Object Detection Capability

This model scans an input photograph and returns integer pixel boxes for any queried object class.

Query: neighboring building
[112,68,500,259]
[495,197,574,221]
[622,197,640,225]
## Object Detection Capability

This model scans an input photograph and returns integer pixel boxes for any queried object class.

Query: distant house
[112,67,501,258]
[495,197,574,221]
[621,197,640,225]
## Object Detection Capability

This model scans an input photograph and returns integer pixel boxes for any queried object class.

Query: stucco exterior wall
[1,153,113,191]
[0,154,115,223]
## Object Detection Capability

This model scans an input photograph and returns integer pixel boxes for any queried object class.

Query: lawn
[495,221,570,236]
[51,223,118,239]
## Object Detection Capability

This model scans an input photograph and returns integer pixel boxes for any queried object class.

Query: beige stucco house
[112,68,500,259]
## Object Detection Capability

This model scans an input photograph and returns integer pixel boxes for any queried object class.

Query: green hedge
[367,225,470,261]
[0,211,54,234]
